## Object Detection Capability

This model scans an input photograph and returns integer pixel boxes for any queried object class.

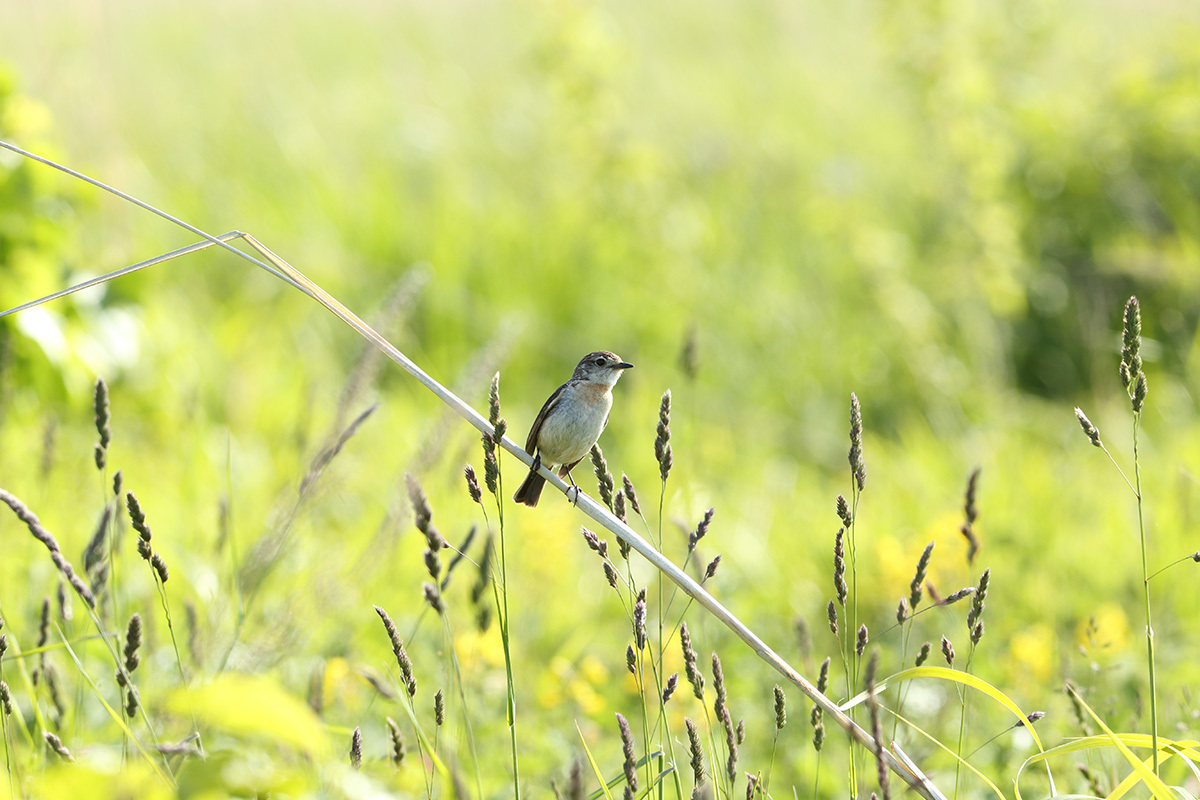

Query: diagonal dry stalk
[0,139,945,800]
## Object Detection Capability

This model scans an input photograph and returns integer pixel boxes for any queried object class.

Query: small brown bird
[513,351,634,507]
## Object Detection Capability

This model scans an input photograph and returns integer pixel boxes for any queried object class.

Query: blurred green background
[1,0,1199,796]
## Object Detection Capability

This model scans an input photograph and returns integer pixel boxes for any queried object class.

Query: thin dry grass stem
[440,525,477,591]
[1147,551,1200,581]
[0,489,96,608]
[1073,407,1135,494]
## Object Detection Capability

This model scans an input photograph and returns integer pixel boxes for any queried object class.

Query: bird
[512,350,634,507]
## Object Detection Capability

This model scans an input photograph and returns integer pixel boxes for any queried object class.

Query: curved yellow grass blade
[843,666,1045,753]
[1016,687,1176,800]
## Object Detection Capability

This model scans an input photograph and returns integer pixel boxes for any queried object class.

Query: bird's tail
[513,467,546,507]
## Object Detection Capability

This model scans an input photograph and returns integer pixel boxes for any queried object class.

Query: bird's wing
[524,381,568,454]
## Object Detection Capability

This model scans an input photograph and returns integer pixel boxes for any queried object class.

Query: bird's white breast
[536,383,613,467]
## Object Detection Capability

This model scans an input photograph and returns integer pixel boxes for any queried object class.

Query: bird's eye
[593,357,606,365]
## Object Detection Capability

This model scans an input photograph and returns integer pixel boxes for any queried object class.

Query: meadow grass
[2,2,1200,795]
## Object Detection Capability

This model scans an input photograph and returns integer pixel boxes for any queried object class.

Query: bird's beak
[617,361,634,370]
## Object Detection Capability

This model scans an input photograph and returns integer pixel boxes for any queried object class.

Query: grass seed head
[663,672,679,704]
[685,717,704,784]
[464,464,482,504]
[774,684,787,729]
[711,652,728,721]
[681,622,704,699]
[374,605,417,696]
[151,553,170,583]
[617,712,637,791]
[704,555,721,581]
[1121,296,1142,385]
[833,528,848,606]
[836,494,852,527]
[655,390,673,482]
[849,393,866,491]
[44,731,74,762]
[622,473,641,514]
[909,542,935,610]
[350,727,363,769]
[941,635,955,666]
[603,561,619,589]
[1074,408,1102,447]
[633,595,647,650]
[1132,370,1148,413]
[386,716,406,766]
[1,490,96,608]
[93,377,111,470]
[689,508,715,551]
[590,445,615,510]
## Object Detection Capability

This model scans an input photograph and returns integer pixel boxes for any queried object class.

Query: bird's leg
[563,468,581,506]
